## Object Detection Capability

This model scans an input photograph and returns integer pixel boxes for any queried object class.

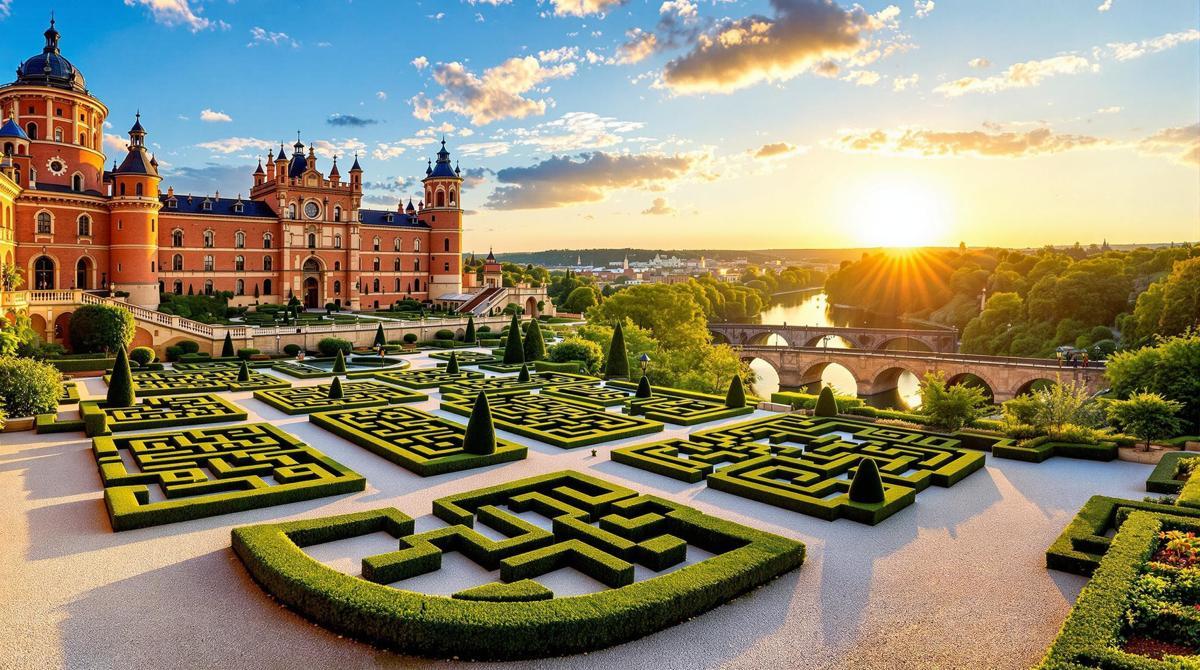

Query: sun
[846,177,952,248]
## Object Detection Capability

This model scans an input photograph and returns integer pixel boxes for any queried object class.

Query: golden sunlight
[846,177,952,247]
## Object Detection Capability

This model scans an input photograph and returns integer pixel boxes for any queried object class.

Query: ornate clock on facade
[46,156,67,176]
[304,201,320,219]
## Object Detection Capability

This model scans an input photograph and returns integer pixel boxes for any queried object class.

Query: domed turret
[16,18,87,92]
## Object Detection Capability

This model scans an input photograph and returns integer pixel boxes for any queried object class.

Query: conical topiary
[463,391,496,455]
[814,386,839,417]
[523,318,546,362]
[106,346,136,408]
[464,316,476,343]
[636,375,652,398]
[725,375,746,408]
[221,332,234,358]
[517,363,531,383]
[446,351,460,375]
[503,313,525,364]
[848,457,885,504]
[327,376,345,400]
[373,323,386,347]
[603,321,629,379]
[237,359,251,382]
[332,349,347,374]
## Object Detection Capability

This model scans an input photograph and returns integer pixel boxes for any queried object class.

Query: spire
[128,112,146,147]
[253,159,265,175]
[405,197,416,214]
[276,144,287,161]
[426,159,432,176]
[44,14,61,54]
[349,152,362,172]
[328,155,340,178]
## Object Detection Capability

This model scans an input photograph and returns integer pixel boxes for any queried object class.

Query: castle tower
[107,113,161,308]
[421,138,463,300]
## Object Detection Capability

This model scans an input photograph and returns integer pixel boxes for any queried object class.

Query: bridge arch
[747,331,791,347]
[711,330,731,345]
[946,372,996,401]
[877,336,934,353]
[1014,377,1057,398]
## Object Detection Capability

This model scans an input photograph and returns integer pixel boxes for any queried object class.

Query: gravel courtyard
[0,351,1152,670]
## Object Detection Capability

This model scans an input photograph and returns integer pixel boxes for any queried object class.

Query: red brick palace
[0,20,464,311]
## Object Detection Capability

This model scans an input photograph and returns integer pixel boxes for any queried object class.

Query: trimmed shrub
[814,387,839,417]
[464,316,476,343]
[332,350,347,375]
[445,352,460,375]
[236,348,260,361]
[503,314,524,365]
[548,337,603,374]
[517,363,531,383]
[106,347,136,408]
[403,333,418,344]
[283,344,302,356]
[328,376,345,400]
[604,321,629,379]
[771,391,863,411]
[178,340,201,355]
[128,346,156,367]
[373,323,387,347]
[523,319,546,362]
[0,355,64,418]
[221,332,235,358]
[164,346,183,362]
[848,458,885,503]
[435,329,455,341]
[318,337,353,356]
[68,304,135,353]
[463,392,497,455]
[237,360,251,383]
[636,375,652,398]
[478,325,492,334]
[725,376,746,409]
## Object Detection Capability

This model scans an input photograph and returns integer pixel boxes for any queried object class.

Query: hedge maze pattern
[612,416,985,524]
[429,350,497,366]
[59,381,80,405]
[253,381,426,415]
[442,392,664,448]
[310,405,526,475]
[116,368,290,395]
[371,368,483,389]
[93,423,365,531]
[439,371,597,397]
[231,470,805,660]
[540,384,631,407]
[626,395,754,426]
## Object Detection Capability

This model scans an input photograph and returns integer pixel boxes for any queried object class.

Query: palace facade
[0,20,466,312]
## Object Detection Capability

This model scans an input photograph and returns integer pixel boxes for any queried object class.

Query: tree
[0,355,62,418]
[237,359,251,382]
[221,332,234,358]
[517,363,531,383]
[332,349,347,374]
[463,391,497,454]
[814,386,839,417]
[523,318,546,362]
[373,323,386,348]
[848,458,885,504]
[603,320,629,379]
[918,372,988,431]
[68,304,134,353]
[503,314,524,364]
[1106,392,1184,452]
[636,375,652,398]
[445,351,460,375]
[548,337,604,374]
[587,284,710,350]
[106,347,136,408]
[1106,332,1200,432]
[1132,257,1200,340]
[725,375,746,408]
[327,376,344,400]
[562,286,598,313]
[464,316,476,344]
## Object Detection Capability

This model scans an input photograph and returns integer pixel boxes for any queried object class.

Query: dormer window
[167,198,178,209]
[386,213,394,223]
[233,202,244,213]
[202,199,212,211]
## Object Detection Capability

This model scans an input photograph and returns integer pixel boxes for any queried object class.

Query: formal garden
[2,299,1200,668]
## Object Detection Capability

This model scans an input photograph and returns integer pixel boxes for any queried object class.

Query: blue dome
[15,21,87,92]
[0,118,29,140]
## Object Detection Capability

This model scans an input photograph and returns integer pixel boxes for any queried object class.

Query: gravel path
[0,351,1151,670]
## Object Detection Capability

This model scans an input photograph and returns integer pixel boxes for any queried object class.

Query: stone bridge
[737,345,1107,403]
[711,322,960,353]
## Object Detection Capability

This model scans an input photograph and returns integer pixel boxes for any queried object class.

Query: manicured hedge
[1146,451,1200,494]
[1045,494,1200,575]
[231,470,804,660]
[46,356,116,373]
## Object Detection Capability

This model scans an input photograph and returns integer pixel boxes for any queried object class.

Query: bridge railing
[736,344,1106,370]
[711,322,959,335]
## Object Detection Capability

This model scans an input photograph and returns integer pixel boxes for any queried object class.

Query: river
[745,290,924,409]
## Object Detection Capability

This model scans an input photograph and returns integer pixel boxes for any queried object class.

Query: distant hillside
[489,248,894,267]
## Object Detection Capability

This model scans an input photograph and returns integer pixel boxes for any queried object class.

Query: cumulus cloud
[311,138,366,160]
[892,73,919,91]
[196,137,274,154]
[842,69,881,86]
[199,108,232,123]
[1138,124,1200,166]
[123,0,228,32]
[247,27,298,48]
[1097,0,1113,11]
[412,56,429,70]
[934,54,1096,97]
[459,141,512,158]
[659,0,893,94]
[1106,29,1199,61]
[913,0,934,18]
[412,57,576,125]
[754,142,799,158]
[376,91,388,101]
[641,197,677,216]
[327,114,379,127]
[968,57,990,69]
[103,133,128,155]
[830,125,1106,158]
[486,151,705,209]
[617,28,659,64]
[496,112,645,152]
[550,0,624,17]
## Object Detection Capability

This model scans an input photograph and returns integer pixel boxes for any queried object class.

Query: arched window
[25,122,37,140]
[54,128,63,143]
[373,236,381,251]
[333,205,341,221]
[443,237,450,252]
[235,255,245,271]
[373,257,380,272]
[394,278,401,292]
[235,231,245,248]
[77,215,91,236]
[413,259,420,272]
[450,188,456,206]
[173,280,183,295]
[393,238,401,252]
[263,278,272,295]
[204,280,213,295]
[307,233,316,249]
[172,230,183,247]
[203,255,214,272]
[75,257,92,289]
[72,174,83,192]
[393,258,401,272]
[34,256,55,289]
[263,256,272,271]
[119,183,126,196]
[333,280,341,295]
[36,211,51,234]
[203,231,214,248]
[3,142,12,155]
[333,234,342,249]
[443,262,450,272]
[236,279,245,295]
[334,261,341,271]
[288,204,297,219]
[135,183,143,196]
[414,278,421,292]
[435,189,445,207]
[372,278,380,292]
[414,238,420,252]
[263,232,272,248]
[172,254,183,271]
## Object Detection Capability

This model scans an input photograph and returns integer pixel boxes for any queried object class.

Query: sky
[1,0,1197,252]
